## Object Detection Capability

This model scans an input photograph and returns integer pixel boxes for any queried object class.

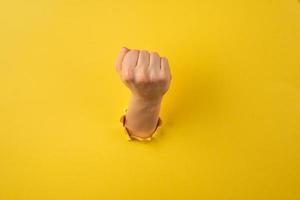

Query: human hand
[115,47,172,101]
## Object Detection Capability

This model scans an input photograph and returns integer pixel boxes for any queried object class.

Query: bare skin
[115,47,172,138]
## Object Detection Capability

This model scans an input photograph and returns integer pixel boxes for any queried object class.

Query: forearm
[124,94,162,138]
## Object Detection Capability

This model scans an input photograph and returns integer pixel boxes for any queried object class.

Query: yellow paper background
[0,0,299,199]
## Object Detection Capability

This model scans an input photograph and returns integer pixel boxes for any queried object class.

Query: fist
[115,47,172,100]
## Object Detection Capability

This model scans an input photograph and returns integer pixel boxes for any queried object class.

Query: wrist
[130,94,163,107]
[125,94,162,137]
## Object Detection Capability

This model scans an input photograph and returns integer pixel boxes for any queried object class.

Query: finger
[115,47,129,74]
[160,57,171,80]
[122,49,139,68]
[149,52,161,74]
[122,49,139,80]
[136,50,150,70]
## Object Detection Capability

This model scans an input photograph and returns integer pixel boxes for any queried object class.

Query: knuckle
[122,75,133,82]
[122,69,134,82]
[162,57,168,63]
[141,50,149,53]
[140,51,150,60]
[130,49,139,54]
[135,77,147,84]
[135,73,148,84]
[153,75,167,83]
[150,51,159,56]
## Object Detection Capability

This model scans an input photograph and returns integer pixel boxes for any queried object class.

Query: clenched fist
[115,47,171,100]
[115,47,172,139]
